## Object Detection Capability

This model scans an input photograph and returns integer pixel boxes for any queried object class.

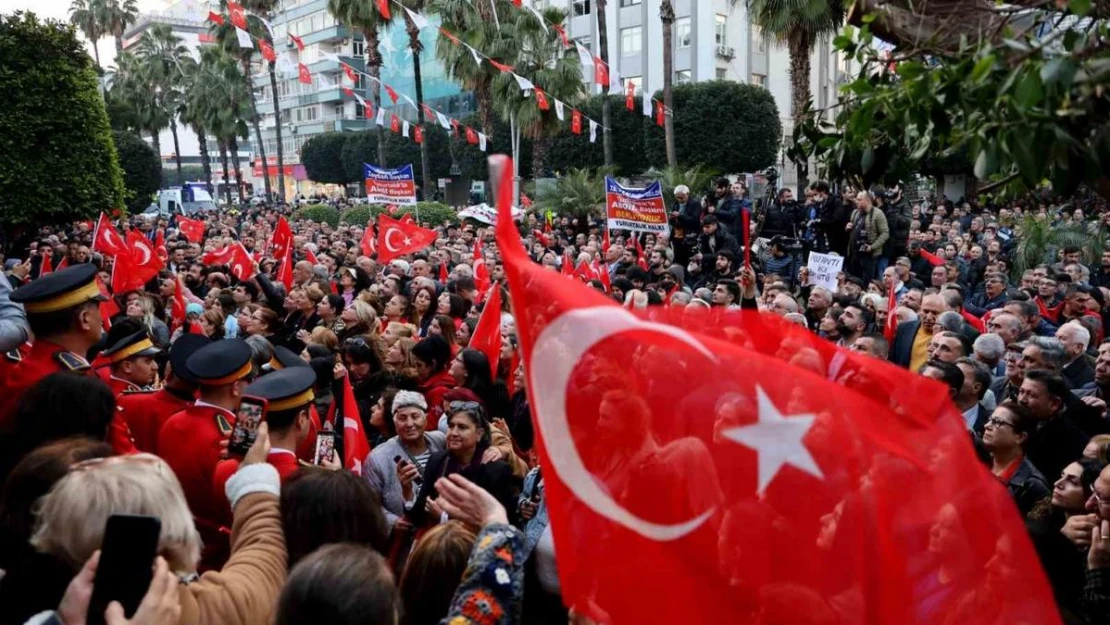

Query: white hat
[392,390,427,414]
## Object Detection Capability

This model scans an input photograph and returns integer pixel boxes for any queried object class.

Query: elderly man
[973,333,1007,377]
[891,293,950,370]
[966,273,1010,316]
[669,184,702,267]
[1058,321,1095,389]
[986,313,1024,347]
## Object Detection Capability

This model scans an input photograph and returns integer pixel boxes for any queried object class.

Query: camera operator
[803,180,851,255]
[758,188,801,240]
[669,185,703,268]
[877,183,913,276]
[846,190,889,281]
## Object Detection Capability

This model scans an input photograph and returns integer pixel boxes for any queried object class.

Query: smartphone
[228,396,268,457]
[86,515,162,625]
[314,431,335,465]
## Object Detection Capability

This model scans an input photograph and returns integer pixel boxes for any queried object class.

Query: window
[352,39,365,57]
[575,35,591,49]
[572,0,590,16]
[532,0,548,8]
[755,27,766,53]
[619,0,641,6]
[751,73,766,87]
[295,105,319,122]
[620,26,641,56]
[715,14,727,46]
[675,69,691,84]
[334,104,344,118]
[675,17,691,49]
[716,67,727,79]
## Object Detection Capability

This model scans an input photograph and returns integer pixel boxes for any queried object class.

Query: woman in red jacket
[412,335,457,427]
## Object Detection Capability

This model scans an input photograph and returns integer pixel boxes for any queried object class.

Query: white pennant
[575,42,595,68]
[235,27,253,49]
[402,121,410,137]
[402,6,430,31]
[526,6,548,31]
[643,92,653,117]
[478,132,487,152]
[554,99,565,121]
[464,44,483,67]
[258,17,275,37]
[354,92,366,106]
[610,66,623,93]
[322,52,341,64]
[375,107,386,127]
[513,73,535,93]
[436,111,451,129]
[589,119,598,143]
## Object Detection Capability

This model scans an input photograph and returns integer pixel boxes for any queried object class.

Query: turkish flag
[384,84,399,104]
[272,215,293,263]
[469,286,502,378]
[92,213,126,257]
[327,373,373,474]
[55,257,69,271]
[289,33,305,51]
[655,100,666,126]
[489,59,514,73]
[201,243,255,281]
[305,248,320,265]
[535,88,550,111]
[450,118,461,136]
[390,114,401,133]
[400,213,416,225]
[632,235,648,271]
[626,81,635,111]
[298,63,312,85]
[561,251,574,277]
[594,58,609,88]
[360,222,377,257]
[741,210,751,269]
[473,238,490,294]
[414,125,424,144]
[207,10,225,25]
[573,260,598,282]
[439,261,449,283]
[227,0,247,30]
[375,0,391,19]
[592,257,610,293]
[113,231,164,293]
[375,214,437,264]
[154,229,168,264]
[489,154,1060,625]
[177,215,206,244]
[571,109,582,135]
[96,276,118,331]
[552,23,569,47]
[38,251,53,277]
[920,248,946,266]
[259,38,276,62]
[884,279,898,342]
[170,278,187,331]
[343,63,357,82]
[465,126,479,145]
[276,243,294,290]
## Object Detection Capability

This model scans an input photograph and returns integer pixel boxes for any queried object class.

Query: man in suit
[1020,370,1090,481]
[890,294,950,369]
[956,357,993,436]
[1057,320,1095,389]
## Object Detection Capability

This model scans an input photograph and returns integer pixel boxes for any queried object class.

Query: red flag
[573,260,598,282]
[520,193,533,208]
[327,374,372,474]
[400,213,416,225]
[571,109,582,135]
[593,257,610,293]
[375,214,437,264]
[414,125,424,144]
[561,251,574,276]
[439,261,449,283]
[632,235,648,271]
[92,213,126,257]
[289,33,305,51]
[375,0,391,19]
[489,59,515,73]
[384,84,399,104]
[227,0,247,30]
[439,27,461,45]
[466,126,479,145]
[170,278,187,332]
[551,23,569,47]
[594,58,609,87]
[298,63,312,85]
[511,0,521,6]
[421,103,435,120]
[884,279,898,342]
[469,286,502,378]
[55,257,69,271]
[201,243,255,282]
[450,118,461,136]
[272,215,293,263]
[177,215,206,244]
[488,153,1061,625]
[741,210,751,269]
[390,114,401,133]
[919,248,946,267]
[154,229,168,265]
[276,243,294,290]
[473,238,491,294]
[535,88,550,111]
[363,100,375,120]
[259,38,276,62]
[38,251,53,277]
[343,63,357,82]
[305,248,320,265]
[961,309,987,334]
[626,80,635,111]
[602,227,610,254]
[113,231,164,293]
[207,10,225,25]
[360,222,377,257]
[655,100,665,127]
[95,276,117,331]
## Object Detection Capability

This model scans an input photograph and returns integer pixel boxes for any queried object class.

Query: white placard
[806,252,844,292]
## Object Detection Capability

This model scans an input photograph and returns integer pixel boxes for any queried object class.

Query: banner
[604,177,669,235]
[806,252,844,292]
[457,203,524,226]
[363,163,417,205]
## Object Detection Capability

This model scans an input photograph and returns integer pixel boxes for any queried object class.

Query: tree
[449,113,531,182]
[398,0,434,200]
[68,0,103,69]
[545,94,649,175]
[0,12,125,229]
[659,0,676,166]
[745,0,844,189]
[533,168,606,220]
[792,2,1110,198]
[643,81,782,173]
[134,24,188,185]
[109,51,169,158]
[340,131,379,186]
[301,133,353,184]
[596,0,613,167]
[384,125,454,184]
[328,0,390,166]
[196,47,251,203]
[179,56,215,193]
[113,130,161,211]
[103,0,137,54]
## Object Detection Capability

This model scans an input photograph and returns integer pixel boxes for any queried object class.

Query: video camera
[769,235,805,253]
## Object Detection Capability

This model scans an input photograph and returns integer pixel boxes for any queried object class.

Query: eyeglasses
[345,337,368,348]
[985,417,1016,430]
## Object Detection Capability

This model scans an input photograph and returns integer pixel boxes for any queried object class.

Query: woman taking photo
[317,294,346,335]
[364,391,446,534]
[981,400,1050,516]
[450,349,511,423]
[338,300,379,342]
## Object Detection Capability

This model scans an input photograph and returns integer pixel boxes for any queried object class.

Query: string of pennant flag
[207,0,670,152]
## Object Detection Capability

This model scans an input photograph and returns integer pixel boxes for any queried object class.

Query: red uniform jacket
[106,376,140,397]
[116,388,193,454]
[211,449,305,523]
[157,401,235,569]
[0,340,95,431]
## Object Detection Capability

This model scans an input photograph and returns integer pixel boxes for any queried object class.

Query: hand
[320,453,341,471]
[520,499,538,520]
[481,446,504,464]
[1090,520,1110,570]
[217,438,229,460]
[333,362,348,380]
[1082,395,1108,416]
[491,417,510,435]
[241,422,270,466]
[105,557,181,625]
[398,460,419,493]
[296,329,309,341]
[434,473,508,529]
[393,517,415,535]
[58,551,100,625]
[11,259,30,279]
[1062,513,1099,547]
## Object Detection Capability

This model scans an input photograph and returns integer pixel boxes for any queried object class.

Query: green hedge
[340,205,374,227]
[292,204,340,226]
[339,202,458,227]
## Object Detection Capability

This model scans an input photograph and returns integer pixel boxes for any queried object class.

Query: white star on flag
[721,386,823,494]
[554,99,565,121]
[589,119,598,143]
[402,6,430,31]
[235,27,253,49]
[402,236,413,247]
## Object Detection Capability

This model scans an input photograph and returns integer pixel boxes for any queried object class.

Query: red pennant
[272,215,293,264]
[227,0,247,30]
[439,261,449,283]
[466,126,479,145]
[919,248,946,266]
[439,27,461,45]
[298,63,312,85]
[551,23,569,47]
[38,251,53,277]
[473,238,490,294]
[207,10,225,25]
[363,100,375,120]
[343,63,357,82]
[276,242,294,290]
[170,278,187,332]
[154,229,168,264]
[626,81,635,111]
[375,0,391,19]
[884,279,899,342]
[92,212,126,257]
[571,109,583,135]
[469,286,502,378]
[326,374,372,474]
[289,33,305,51]
[535,87,550,111]
[594,58,609,87]
[259,38,276,62]
[360,221,377,256]
[655,100,665,127]
[489,59,515,73]
[375,214,438,264]
[305,248,319,265]
[414,125,424,144]
[390,114,401,133]
[384,84,399,104]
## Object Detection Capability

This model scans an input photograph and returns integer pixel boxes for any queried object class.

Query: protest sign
[364,163,417,205]
[605,177,669,235]
[806,252,844,291]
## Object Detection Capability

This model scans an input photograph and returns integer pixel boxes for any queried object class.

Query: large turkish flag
[374,214,437,264]
[489,156,1059,625]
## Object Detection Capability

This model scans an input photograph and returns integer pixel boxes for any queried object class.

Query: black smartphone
[314,431,335,465]
[228,396,268,457]
[86,514,162,625]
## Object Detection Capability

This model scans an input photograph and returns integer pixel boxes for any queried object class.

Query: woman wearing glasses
[981,400,1050,516]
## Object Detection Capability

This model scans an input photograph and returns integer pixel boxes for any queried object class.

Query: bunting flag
[421,103,435,120]
[375,0,391,19]
[227,0,247,30]
[327,373,372,475]
[464,44,483,66]
[655,100,666,127]
[363,99,375,120]
[513,73,535,93]
[402,121,410,138]
[626,81,635,111]
[469,286,502,378]
[298,63,312,84]
[554,99,565,121]
[478,133,487,152]
[526,5,547,30]
[436,111,451,129]
[343,63,357,82]
[589,119,598,143]
[259,38,276,62]
[235,27,252,49]
[451,118,461,136]
[384,84,399,104]
[375,106,386,127]
[571,109,583,135]
[414,125,424,144]
[390,114,401,133]
[535,87,550,111]
[402,5,430,30]
[643,92,654,117]
[207,10,225,25]
[594,58,609,88]
[552,23,569,47]
[466,126,479,145]
[439,27,461,45]
[489,59,515,73]
[289,32,305,51]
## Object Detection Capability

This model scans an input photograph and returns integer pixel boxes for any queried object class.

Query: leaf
[1071,0,1091,16]
[1041,58,1078,89]
[973,146,996,178]
[861,146,875,172]
[970,54,996,84]
[1015,72,1044,108]
[1010,136,1039,185]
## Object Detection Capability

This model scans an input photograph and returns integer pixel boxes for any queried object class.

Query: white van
[155,186,218,217]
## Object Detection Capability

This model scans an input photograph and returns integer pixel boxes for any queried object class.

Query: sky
[0,0,166,67]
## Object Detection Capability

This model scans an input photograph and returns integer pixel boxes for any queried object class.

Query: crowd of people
[0,176,1109,624]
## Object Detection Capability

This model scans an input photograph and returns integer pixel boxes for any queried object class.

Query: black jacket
[1028,507,1089,623]
[1006,458,1051,516]
[670,199,703,243]
[882,197,913,255]
[759,201,800,239]
[698,231,739,275]
[1025,415,1090,481]
[1063,357,1096,391]
[889,319,921,369]
[410,450,518,527]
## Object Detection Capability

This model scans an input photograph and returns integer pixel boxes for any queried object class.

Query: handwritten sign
[806,252,844,292]
[364,163,417,205]
[605,177,669,235]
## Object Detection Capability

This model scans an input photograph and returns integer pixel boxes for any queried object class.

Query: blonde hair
[309,326,339,351]
[31,454,201,571]
[304,284,326,305]
[348,300,380,333]
[392,337,419,373]
[385,321,415,341]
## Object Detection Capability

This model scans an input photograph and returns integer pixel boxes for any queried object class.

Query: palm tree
[744,0,845,188]
[179,57,215,192]
[328,0,390,166]
[104,0,138,54]
[69,0,104,69]
[197,47,252,203]
[399,0,433,198]
[534,168,606,220]
[660,0,676,166]
[135,24,188,184]
[489,5,583,182]
[110,51,170,158]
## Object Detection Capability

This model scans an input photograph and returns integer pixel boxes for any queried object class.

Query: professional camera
[769,235,805,253]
